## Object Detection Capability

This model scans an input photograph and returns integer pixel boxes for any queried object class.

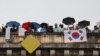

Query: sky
[0,0,100,29]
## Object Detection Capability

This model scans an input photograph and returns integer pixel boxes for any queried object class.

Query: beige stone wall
[0,34,100,44]
[0,35,5,43]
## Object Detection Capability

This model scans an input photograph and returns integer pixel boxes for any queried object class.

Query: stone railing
[0,32,100,48]
[0,32,100,56]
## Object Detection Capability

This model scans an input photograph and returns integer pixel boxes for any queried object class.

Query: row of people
[0,23,100,33]
[0,23,64,33]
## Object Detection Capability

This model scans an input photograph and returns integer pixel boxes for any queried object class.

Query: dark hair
[94,26,98,29]
[41,23,48,28]
[55,23,58,28]
[59,24,63,28]
[47,26,53,32]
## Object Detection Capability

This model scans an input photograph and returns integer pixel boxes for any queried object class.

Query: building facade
[0,32,100,56]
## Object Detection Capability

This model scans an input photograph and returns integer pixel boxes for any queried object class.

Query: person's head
[47,26,53,32]
[69,27,73,30]
[41,23,48,28]
[94,26,98,30]
[59,24,63,28]
[55,23,58,28]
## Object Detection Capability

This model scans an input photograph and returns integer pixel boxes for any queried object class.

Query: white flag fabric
[18,28,26,36]
[5,28,11,39]
[64,29,87,43]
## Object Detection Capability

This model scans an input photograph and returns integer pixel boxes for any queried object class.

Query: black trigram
[80,36,83,40]
[68,37,72,41]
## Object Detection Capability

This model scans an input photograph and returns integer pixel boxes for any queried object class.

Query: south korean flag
[64,29,87,43]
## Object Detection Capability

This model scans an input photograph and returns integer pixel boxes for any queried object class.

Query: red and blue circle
[72,32,80,39]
